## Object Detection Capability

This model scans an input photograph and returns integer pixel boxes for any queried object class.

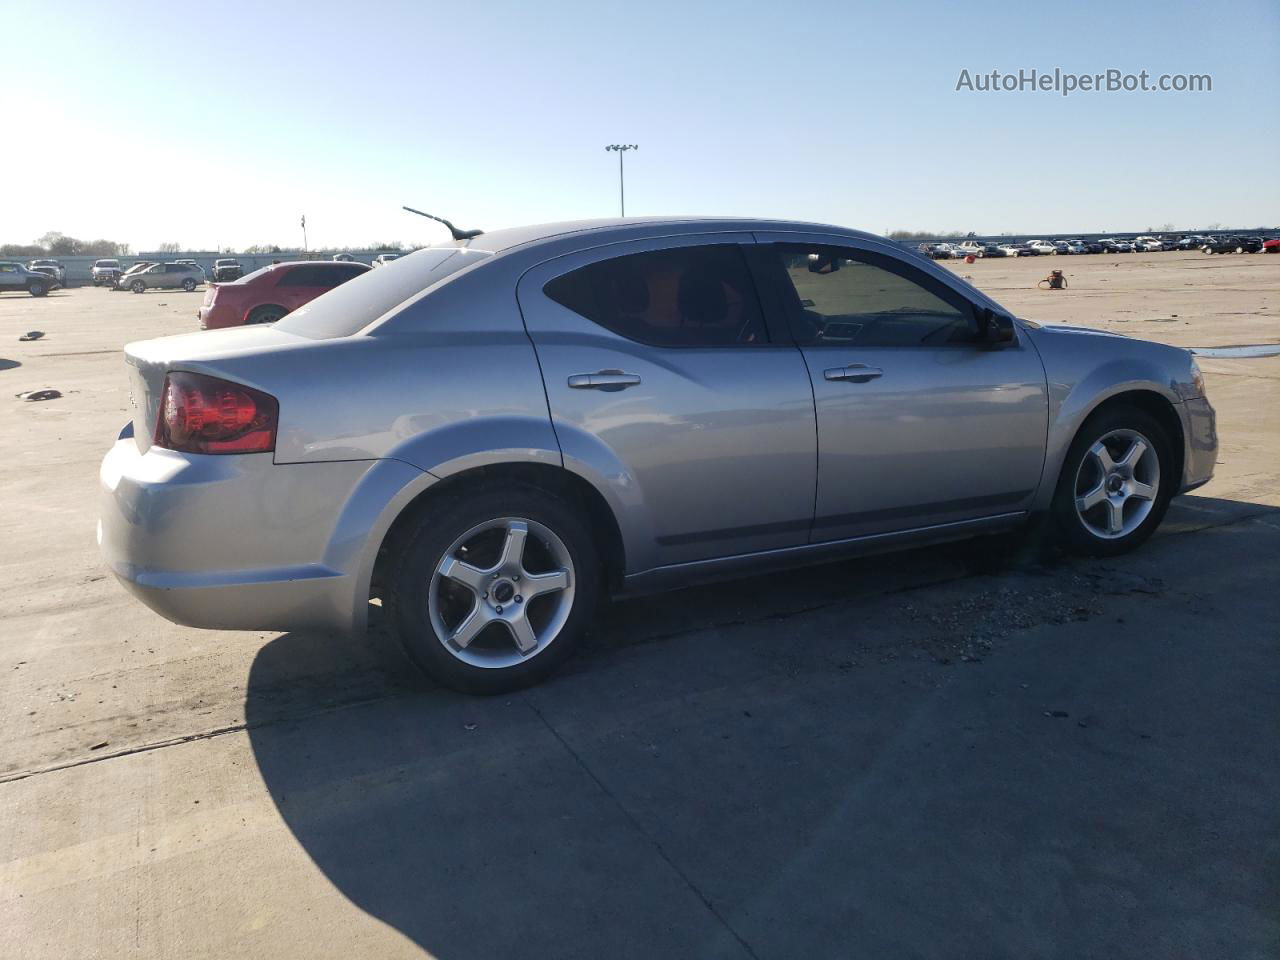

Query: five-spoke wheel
[1053,405,1173,556]
[1072,429,1160,539]
[429,517,575,668]
[386,486,599,694]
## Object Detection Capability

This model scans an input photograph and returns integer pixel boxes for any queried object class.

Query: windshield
[275,247,490,339]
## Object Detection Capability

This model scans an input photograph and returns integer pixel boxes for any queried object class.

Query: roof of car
[452,217,876,255]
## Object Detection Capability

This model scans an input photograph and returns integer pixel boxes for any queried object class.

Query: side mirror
[978,307,1016,346]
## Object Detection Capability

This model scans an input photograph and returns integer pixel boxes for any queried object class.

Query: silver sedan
[99,218,1217,692]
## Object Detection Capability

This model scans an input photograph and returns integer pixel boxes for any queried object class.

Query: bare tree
[156,241,182,253]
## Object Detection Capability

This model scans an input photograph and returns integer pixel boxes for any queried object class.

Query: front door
[756,236,1049,543]
[518,235,817,573]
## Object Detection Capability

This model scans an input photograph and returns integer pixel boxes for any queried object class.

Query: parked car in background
[1050,240,1071,254]
[112,262,155,290]
[213,259,244,282]
[1133,237,1163,252]
[0,261,57,296]
[98,217,1218,693]
[1202,236,1263,254]
[1104,239,1134,253]
[28,259,66,285]
[956,241,985,258]
[371,253,402,267]
[29,264,63,285]
[1026,240,1056,255]
[123,262,204,294]
[1064,240,1088,254]
[175,259,207,279]
[198,259,370,329]
[981,243,1008,257]
[92,259,123,286]
[332,253,355,262]
[1263,237,1280,253]
[999,243,1030,257]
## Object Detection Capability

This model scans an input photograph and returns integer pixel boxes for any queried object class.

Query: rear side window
[278,265,329,286]
[543,244,768,347]
[273,247,490,339]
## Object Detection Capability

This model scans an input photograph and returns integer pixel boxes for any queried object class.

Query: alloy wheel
[428,517,575,669]
[1073,428,1161,539]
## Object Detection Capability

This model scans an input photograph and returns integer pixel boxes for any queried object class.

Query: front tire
[27,280,47,297]
[384,485,601,694]
[131,279,146,294]
[1051,405,1174,557]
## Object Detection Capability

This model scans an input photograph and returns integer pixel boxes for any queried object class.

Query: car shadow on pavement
[245,494,1280,959]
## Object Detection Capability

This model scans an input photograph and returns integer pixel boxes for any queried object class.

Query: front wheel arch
[1063,390,1186,504]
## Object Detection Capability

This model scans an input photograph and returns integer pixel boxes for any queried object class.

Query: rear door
[517,234,817,573]
[754,234,1048,543]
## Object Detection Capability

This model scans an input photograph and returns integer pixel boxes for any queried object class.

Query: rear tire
[384,485,601,694]
[182,278,197,292]
[1051,405,1174,557]
[246,304,286,325]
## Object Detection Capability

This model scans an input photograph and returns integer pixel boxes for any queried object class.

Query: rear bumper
[98,431,430,634]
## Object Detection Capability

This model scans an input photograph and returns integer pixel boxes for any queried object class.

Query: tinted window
[544,245,767,347]
[278,265,330,286]
[775,245,974,347]
[274,247,490,339]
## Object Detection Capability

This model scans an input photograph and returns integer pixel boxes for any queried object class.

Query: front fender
[1033,356,1183,511]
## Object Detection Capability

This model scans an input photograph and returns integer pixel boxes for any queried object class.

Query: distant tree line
[3,234,419,258]
[1,232,133,258]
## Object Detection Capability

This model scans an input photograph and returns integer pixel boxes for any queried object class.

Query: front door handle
[567,370,642,390]
[824,364,883,383]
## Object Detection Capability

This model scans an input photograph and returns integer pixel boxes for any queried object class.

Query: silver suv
[123,262,204,294]
[99,218,1217,693]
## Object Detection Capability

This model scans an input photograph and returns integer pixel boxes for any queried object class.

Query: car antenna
[401,206,484,240]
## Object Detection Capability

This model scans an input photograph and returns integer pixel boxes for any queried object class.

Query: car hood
[1032,323,1132,341]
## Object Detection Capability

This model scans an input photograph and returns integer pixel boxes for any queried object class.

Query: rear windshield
[274,247,491,339]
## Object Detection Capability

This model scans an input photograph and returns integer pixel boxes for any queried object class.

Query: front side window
[543,244,767,347]
[773,245,974,348]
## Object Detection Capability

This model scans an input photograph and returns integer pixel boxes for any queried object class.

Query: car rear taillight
[153,371,277,454]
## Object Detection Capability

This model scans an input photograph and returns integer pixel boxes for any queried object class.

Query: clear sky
[4,0,1277,250]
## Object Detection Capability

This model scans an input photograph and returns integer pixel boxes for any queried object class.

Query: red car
[198,260,370,329]
[1264,237,1280,254]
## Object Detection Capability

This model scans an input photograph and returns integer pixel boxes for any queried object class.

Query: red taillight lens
[154,371,278,454]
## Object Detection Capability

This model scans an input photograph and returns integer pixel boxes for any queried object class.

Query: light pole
[300,214,307,253]
[605,144,638,217]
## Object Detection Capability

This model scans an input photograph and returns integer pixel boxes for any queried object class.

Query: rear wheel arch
[371,462,626,603]
[245,303,288,325]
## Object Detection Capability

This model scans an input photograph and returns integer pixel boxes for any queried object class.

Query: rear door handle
[567,371,642,390]
[824,364,883,383]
